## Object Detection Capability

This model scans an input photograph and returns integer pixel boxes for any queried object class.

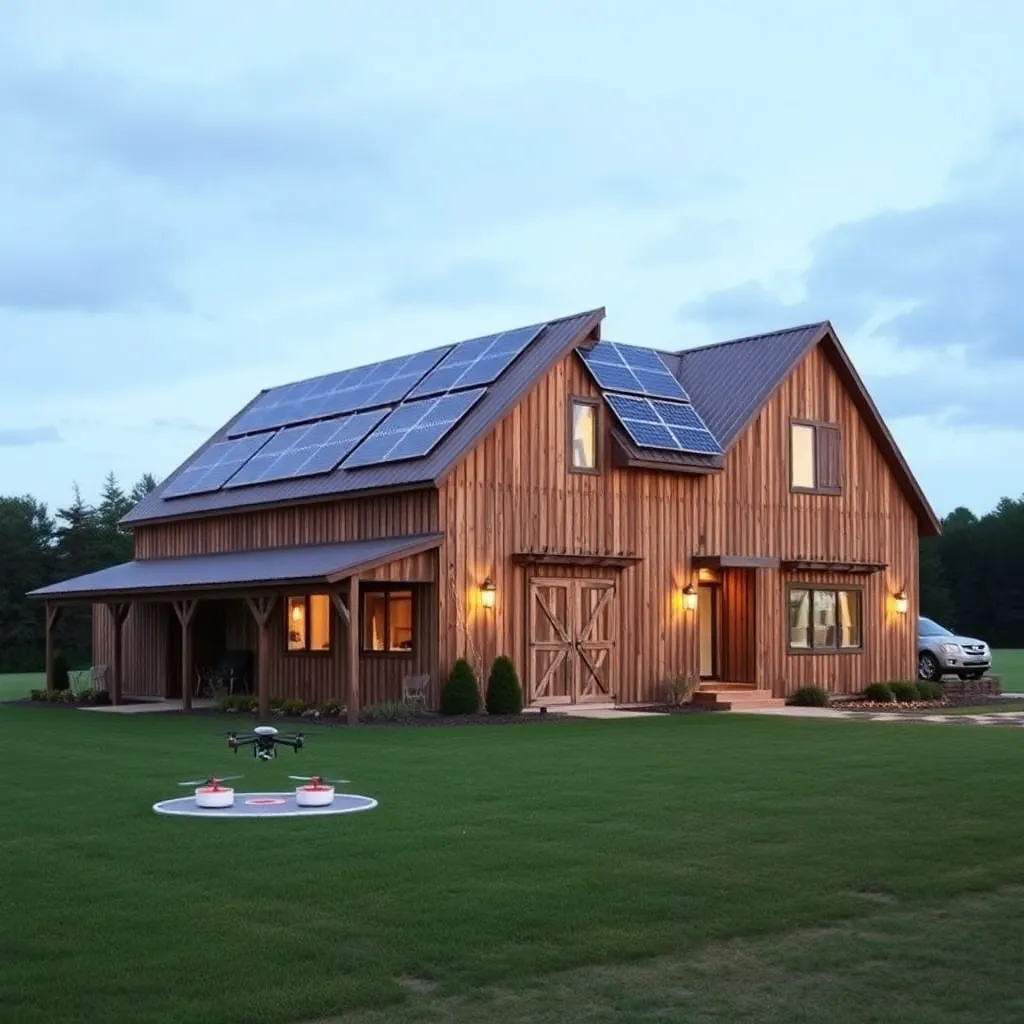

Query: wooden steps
[692,683,787,711]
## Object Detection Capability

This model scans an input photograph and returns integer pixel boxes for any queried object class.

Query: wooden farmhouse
[30,307,940,716]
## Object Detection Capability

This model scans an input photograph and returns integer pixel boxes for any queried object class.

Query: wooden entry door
[698,583,720,679]
[527,577,616,705]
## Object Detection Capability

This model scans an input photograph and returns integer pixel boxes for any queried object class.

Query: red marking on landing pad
[245,797,286,806]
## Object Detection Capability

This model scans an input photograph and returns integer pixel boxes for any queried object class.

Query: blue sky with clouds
[2,0,1022,520]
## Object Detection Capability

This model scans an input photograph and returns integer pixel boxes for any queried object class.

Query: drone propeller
[178,774,244,787]
[288,774,349,785]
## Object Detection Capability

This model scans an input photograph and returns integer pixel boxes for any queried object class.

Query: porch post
[245,595,278,720]
[347,574,360,725]
[45,602,62,691]
[105,602,131,705]
[171,599,198,712]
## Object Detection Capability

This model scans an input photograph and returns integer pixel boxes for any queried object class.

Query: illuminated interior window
[790,423,816,489]
[362,588,414,653]
[570,400,598,471]
[309,594,331,651]
[285,593,331,652]
[788,587,862,651]
[286,596,307,652]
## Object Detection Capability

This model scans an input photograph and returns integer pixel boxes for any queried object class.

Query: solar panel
[223,410,388,489]
[405,324,543,400]
[578,341,690,402]
[343,388,486,468]
[604,393,723,456]
[227,346,451,437]
[162,433,275,498]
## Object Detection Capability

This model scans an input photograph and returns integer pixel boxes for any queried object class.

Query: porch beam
[330,590,350,626]
[346,574,360,725]
[45,602,62,692]
[105,601,131,705]
[171,599,198,712]
[246,595,278,720]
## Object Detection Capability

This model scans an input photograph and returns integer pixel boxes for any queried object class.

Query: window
[569,398,599,473]
[285,594,332,652]
[362,587,414,653]
[788,587,862,651]
[789,420,841,493]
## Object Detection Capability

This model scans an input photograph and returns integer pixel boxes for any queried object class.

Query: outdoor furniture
[401,673,430,708]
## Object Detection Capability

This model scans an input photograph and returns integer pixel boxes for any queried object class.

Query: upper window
[286,594,332,652]
[362,587,414,654]
[569,398,599,473]
[789,587,862,652]
[790,420,841,494]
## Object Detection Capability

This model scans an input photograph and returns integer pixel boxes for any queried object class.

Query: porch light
[480,576,497,610]
[682,584,698,611]
[893,590,908,615]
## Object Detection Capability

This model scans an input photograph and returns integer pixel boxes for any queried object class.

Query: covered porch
[28,534,442,723]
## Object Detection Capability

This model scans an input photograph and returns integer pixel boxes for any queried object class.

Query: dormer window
[790,419,841,494]
[569,397,600,473]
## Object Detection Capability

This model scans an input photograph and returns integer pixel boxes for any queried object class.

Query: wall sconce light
[480,576,496,610]
[291,604,304,622]
[893,589,908,615]
[682,584,698,611]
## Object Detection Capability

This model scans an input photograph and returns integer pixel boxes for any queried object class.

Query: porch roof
[27,533,443,602]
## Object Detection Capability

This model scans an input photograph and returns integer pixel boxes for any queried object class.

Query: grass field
[3,702,1024,1023]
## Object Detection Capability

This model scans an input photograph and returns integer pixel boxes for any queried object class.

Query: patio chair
[401,673,430,708]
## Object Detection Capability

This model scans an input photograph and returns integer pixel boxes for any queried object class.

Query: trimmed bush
[890,681,920,703]
[485,655,523,715]
[360,700,417,723]
[916,681,944,701]
[663,673,699,707]
[440,658,481,715]
[282,697,307,716]
[864,682,894,703]
[789,685,831,707]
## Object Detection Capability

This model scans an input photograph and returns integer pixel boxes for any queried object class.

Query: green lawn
[993,649,1024,691]
[2,704,1024,1023]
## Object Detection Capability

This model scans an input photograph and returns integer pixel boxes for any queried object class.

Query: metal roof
[121,308,605,527]
[27,534,444,601]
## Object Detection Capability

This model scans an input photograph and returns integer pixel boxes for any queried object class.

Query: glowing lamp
[682,584,698,611]
[893,590,908,615]
[480,577,496,610]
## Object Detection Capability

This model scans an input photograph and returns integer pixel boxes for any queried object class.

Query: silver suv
[917,615,991,681]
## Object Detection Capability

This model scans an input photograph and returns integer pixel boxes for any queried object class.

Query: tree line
[0,475,1021,673]
[0,473,156,672]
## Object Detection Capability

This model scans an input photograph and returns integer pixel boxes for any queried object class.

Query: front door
[527,577,616,705]
[698,583,720,679]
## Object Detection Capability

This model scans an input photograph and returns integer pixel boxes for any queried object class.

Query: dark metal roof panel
[674,323,828,449]
[121,309,604,527]
[27,534,443,600]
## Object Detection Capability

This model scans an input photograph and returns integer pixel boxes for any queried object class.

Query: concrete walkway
[736,704,1024,727]
[81,698,217,714]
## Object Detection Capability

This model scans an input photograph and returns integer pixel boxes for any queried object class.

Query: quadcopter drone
[226,724,304,760]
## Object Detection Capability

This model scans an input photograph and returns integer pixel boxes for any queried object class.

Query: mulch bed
[832,695,1022,714]
[629,703,721,715]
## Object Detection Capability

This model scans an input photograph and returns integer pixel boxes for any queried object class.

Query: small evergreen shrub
[440,658,481,715]
[789,685,831,707]
[485,655,523,715]
[916,681,944,701]
[282,697,307,716]
[864,682,894,703]
[890,681,920,703]
[361,700,416,723]
[323,699,343,717]
[30,689,44,701]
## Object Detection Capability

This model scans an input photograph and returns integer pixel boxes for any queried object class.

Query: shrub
[916,681,944,701]
[52,653,70,691]
[323,699,343,717]
[75,688,94,704]
[485,655,523,715]
[789,685,831,707]
[440,658,481,715]
[361,700,416,723]
[890,681,920,703]
[663,673,699,707]
[29,689,44,701]
[864,682,894,703]
[92,689,111,706]
[282,697,307,716]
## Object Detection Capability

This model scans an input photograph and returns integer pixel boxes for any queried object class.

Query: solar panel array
[407,325,543,399]
[223,410,389,488]
[162,320,550,499]
[342,389,486,468]
[578,342,723,457]
[227,347,451,438]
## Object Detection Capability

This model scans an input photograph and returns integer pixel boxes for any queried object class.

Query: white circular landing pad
[153,791,378,819]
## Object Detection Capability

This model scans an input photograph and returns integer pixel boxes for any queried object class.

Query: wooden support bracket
[246,594,278,720]
[105,601,131,705]
[172,598,199,711]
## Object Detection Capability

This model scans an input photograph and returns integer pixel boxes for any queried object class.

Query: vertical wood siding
[437,343,920,701]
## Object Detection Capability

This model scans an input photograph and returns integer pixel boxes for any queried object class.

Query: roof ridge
[676,320,830,356]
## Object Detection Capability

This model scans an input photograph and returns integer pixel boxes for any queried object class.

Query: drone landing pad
[152,791,377,819]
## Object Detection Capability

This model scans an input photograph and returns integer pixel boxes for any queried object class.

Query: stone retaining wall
[941,675,1002,698]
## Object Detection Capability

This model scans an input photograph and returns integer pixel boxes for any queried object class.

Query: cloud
[677,122,1024,368]
[382,258,553,309]
[0,426,61,447]
[147,417,210,433]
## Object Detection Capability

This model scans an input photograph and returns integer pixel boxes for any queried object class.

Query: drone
[226,724,304,760]
[289,774,349,789]
[178,774,242,790]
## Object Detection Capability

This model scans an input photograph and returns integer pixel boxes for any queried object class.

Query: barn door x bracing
[527,578,616,705]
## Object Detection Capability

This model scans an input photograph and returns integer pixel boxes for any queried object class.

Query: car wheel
[918,652,941,681]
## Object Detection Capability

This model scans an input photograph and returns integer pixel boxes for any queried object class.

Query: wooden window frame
[283,593,333,655]
[360,584,415,658]
[789,418,842,495]
[786,583,865,655]
[567,395,601,475]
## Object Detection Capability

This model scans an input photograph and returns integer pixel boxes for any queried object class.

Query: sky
[2,0,1022,522]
